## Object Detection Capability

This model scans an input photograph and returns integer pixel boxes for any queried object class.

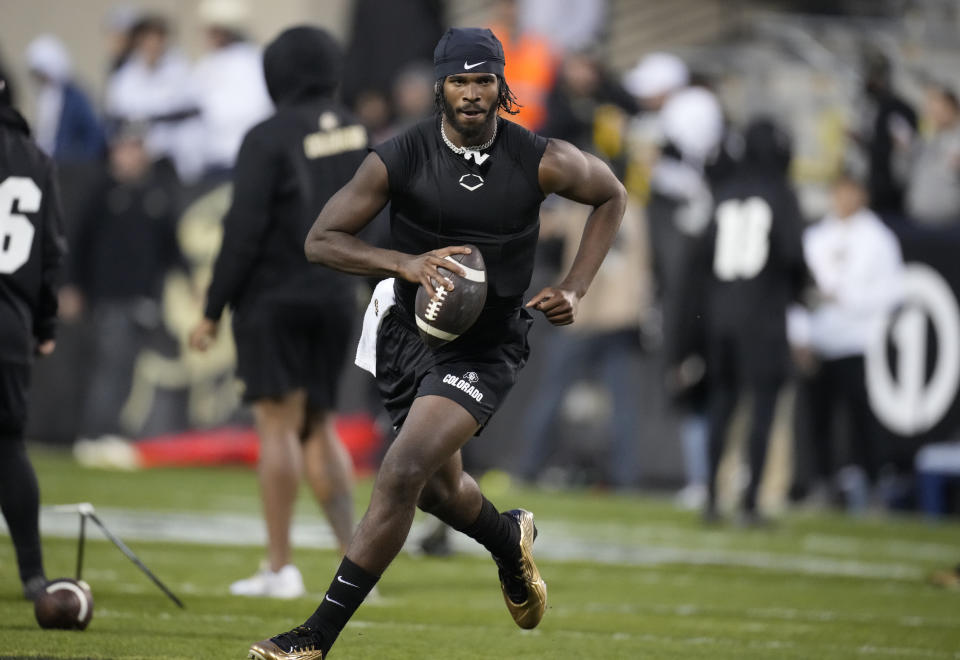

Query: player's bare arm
[526,138,627,326]
[304,152,468,299]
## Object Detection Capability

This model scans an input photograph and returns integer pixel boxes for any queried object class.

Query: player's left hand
[525,286,579,326]
[35,340,55,357]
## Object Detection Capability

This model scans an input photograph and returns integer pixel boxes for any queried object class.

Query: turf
[0,448,958,659]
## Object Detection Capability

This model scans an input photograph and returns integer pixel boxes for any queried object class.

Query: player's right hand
[397,246,470,301]
[35,340,55,357]
[188,318,219,352]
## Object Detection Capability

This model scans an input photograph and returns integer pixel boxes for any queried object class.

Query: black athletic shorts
[232,300,353,408]
[375,307,533,433]
[0,360,30,438]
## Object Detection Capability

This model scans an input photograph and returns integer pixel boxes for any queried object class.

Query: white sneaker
[230,562,305,599]
[73,435,139,471]
[268,564,306,599]
[674,484,707,510]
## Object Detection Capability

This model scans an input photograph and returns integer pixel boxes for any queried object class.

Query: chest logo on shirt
[459,174,484,191]
[463,150,490,165]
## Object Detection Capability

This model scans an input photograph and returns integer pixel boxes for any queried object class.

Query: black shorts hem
[376,309,532,436]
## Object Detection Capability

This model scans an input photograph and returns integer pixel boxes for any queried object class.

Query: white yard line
[0,506,934,582]
[344,620,957,658]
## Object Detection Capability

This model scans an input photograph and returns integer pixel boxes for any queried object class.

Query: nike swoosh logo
[325,594,346,608]
[337,575,359,588]
[463,60,486,69]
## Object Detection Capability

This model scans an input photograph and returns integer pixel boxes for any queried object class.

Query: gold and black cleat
[248,626,324,660]
[494,509,547,629]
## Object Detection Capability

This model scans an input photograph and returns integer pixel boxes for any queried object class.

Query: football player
[691,118,807,524]
[248,27,626,659]
[0,75,66,600]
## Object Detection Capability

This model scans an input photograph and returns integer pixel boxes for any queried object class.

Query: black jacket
[0,105,66,362]
[70,165,181,305]
[205,27,367,320]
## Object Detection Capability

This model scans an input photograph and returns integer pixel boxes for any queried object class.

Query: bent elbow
[304,232,326,264]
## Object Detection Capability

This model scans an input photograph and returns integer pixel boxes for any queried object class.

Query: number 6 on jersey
[0,176,41,274]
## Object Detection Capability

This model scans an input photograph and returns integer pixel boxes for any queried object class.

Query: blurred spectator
[390,61,436,134]
[353,89,393,146]
[105,14,202,182]
[488,0,557,131]
[25,35,105,164]
[851,48,916,216]
[189,25,367,593]
[620,52,690,204]
[67,122,182,442]
[623,52,689,114]
[340,0,444,110]
[694,118,807,523]
[640,78,725,511]
[0,50,18,108]
[518,200,651,490]
[519,0,606,54]
[905,83,960,227]
[790,173,903,509]
[103,5,141,73]
[190,0,272,176]
[541,49,637,169]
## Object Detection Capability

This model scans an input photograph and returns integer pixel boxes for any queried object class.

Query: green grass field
[1,448,959,659]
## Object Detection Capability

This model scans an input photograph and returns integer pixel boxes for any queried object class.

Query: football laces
[424,286,448,321]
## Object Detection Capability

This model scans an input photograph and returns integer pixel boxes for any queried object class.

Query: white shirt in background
[519,0,606,53]
[189,41,272,173]
[106,49,202,181]
[797,208,904,359]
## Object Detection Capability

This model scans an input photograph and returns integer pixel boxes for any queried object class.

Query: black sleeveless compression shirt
[373,115,548,324]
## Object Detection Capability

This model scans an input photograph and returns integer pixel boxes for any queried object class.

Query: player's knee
[417,476,455,514]
[300,406,330,442]
[377,457,431,503]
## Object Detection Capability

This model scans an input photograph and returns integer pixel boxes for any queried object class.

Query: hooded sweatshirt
[0,103,66,362]
[205,26,368,320]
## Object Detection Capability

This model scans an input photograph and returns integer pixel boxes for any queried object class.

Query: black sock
[455,497,520,560]
[0,439,44,584]
[303,556,379,653]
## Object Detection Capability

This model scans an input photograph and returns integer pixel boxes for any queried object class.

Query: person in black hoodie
[189,26,366,598]
[0,75,66,600]
[690,118,807,524]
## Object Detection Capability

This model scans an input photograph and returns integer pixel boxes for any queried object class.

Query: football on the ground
[34,578,94,630]
[415,245,487,348]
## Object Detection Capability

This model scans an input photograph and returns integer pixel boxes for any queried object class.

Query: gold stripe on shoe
[501,509,547,629]
[248,639,323,660]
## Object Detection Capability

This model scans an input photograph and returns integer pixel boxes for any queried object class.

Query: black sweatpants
[805,354,879,483]
[706,332,785,513]
[0,360,44,585]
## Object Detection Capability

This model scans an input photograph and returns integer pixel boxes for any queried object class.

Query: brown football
[34,578,94,630]
[414,245,487,348]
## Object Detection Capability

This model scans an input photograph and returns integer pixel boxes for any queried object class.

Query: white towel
[355,278,396,376]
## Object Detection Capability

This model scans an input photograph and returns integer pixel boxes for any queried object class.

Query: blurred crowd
[5,0,960,519]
